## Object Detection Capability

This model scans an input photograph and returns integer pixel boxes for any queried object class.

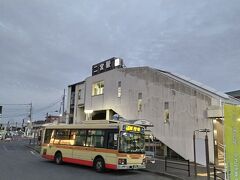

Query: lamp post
[193,128,210,180]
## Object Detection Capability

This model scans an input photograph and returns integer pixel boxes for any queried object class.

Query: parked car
[5,133,12,141]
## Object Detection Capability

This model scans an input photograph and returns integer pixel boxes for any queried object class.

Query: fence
[213,166,224,180]
[164,156,190,177]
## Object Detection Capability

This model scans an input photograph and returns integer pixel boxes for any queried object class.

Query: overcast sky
[0,0,240,123]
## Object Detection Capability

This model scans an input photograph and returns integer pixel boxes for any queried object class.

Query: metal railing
[218,143,224,153]
[164,156,190,177]
[214,166,224,180]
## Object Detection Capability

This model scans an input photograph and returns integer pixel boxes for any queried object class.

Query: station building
[66,57,240,165]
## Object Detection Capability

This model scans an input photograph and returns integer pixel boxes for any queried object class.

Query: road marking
[30,150,40,158]
[3,145,8,152]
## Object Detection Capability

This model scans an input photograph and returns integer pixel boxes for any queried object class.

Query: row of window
[44,129,118,149]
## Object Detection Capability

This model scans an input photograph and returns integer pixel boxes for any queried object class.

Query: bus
[40,120,146,172]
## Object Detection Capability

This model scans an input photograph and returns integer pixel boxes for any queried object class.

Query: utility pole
[62,89,65,116]
[30,102,32,123]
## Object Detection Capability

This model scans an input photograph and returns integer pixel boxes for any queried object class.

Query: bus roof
[42,120,139,130]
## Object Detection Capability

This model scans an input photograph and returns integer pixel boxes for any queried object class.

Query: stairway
[217,143,225,167]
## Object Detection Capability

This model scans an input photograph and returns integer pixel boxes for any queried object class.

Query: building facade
[66,59,239,165]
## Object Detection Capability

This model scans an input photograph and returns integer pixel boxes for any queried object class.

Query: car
[4,133,12,141]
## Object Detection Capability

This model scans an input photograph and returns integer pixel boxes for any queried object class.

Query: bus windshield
[119,132,145,153]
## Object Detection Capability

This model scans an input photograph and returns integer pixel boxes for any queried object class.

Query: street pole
[62,89,65,123]
[63,89,65,115]
[193,132,197,176]
[205,133,210,180]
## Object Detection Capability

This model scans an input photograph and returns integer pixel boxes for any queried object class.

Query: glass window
[117,81,121,98]
[55,129,70,140]
[164,102,169,123]
[107,132,118,149]
[44,129,53,143]
[78,89,81,100]
[119,132,145,153]
[86,130,105,148]
[92,81,104,96]
[75,130,87,146]
[138,92,143,112]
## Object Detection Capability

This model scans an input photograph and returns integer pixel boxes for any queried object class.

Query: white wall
[80,67,220,162]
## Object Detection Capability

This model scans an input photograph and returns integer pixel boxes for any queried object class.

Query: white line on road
[3,145,8,152]
[30,150,39,158]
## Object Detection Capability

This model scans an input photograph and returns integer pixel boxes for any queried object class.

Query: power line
[0,103,31,106]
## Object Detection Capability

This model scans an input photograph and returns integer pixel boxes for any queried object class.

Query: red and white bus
[41,120,146,172]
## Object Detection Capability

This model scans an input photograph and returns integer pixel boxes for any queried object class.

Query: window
[117,81,121,98]
[75,130,87,146]
[55,129,70,140]
[107,132,118,149]
[86,130,105,148]
[92,81,104,96]
[164,102,169,123]
[70,92,75,105]
[138,92,143,112]
[78,89,81,100]
[44,129,53,143]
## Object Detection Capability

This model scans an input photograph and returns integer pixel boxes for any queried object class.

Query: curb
[141,169,185,180]
[25,144,41,153]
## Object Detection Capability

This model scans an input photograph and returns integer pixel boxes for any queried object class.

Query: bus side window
[107,132,118,149]
[75,130,87,146]
[44,129,53,144]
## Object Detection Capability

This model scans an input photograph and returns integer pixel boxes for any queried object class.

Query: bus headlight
[118,158,127,165]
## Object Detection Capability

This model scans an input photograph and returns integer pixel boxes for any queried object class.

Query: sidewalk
[145,158,221,180]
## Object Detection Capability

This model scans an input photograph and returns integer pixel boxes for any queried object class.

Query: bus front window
[119,132,145,153]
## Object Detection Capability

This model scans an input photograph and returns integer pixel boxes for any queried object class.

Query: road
[0,139,171,180]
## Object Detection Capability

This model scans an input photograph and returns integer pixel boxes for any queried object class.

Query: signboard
[225,104,240,180]
[195,138,206,166]
[92,57,123,76]
[122,125,144,133]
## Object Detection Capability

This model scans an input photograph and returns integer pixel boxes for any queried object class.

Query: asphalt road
[0,139,171,180]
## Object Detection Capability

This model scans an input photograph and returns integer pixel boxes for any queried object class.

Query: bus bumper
[117,164,146,170]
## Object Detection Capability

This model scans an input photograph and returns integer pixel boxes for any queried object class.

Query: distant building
[45,115,61,124]
[66,57,240,165]
[226,90,240,99]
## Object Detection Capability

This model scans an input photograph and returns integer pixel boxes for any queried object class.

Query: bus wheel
[54,152,63,165]
[94,158,105,172]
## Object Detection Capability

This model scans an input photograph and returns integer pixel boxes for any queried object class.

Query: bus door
[72,129,91,166]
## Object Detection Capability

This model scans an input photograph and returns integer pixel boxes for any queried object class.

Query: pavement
[145,158,212,180]
[26,143,224,180]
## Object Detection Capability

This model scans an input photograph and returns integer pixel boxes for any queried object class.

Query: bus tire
[54,152,63,165]
[94,157,105,173]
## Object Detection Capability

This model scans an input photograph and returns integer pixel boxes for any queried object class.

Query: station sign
[92,57,123,76]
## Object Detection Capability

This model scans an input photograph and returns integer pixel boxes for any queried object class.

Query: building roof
[68,80,85,87]
[121,66,240,104]
[226,90,240,97]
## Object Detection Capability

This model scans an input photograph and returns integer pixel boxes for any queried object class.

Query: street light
[193,128,210,180]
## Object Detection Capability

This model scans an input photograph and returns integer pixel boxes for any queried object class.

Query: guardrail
[164,156,190,177]
[214,166,224,180]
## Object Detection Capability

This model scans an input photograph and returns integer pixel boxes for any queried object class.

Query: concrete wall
[69,67,224,163]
